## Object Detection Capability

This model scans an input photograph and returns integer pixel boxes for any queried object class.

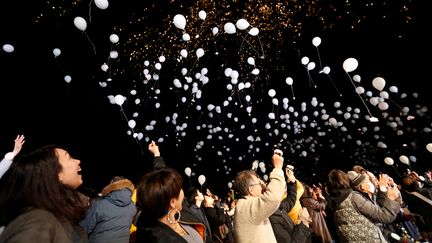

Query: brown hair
[234,170,258,198]
[328,169,351,189]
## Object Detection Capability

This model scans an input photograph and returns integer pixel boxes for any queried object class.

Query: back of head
[234,170,257,198]
[186,187,199,205]
[352,165,367,175]
[136,167,183,221]
[401,176,417,192]
[347,170,368,189]
[0,145,85,225]
[328,169,351,190]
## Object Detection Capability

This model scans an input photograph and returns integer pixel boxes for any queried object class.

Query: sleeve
[301,197,326,211]
[79,200,100,234]
[279,181,297,212]
[352,191,400,224]
[153,156,166,169]
[249,168,286,223]
[0,158,13,179]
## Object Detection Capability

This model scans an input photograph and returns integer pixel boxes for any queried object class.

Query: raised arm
[0,135,25,178]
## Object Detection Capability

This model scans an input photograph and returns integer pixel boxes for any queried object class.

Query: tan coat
[234,168,286,243]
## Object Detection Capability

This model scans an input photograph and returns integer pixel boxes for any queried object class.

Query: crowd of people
[0,135,431,243]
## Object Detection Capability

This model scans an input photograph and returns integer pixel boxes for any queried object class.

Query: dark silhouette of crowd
[0,135,431,242]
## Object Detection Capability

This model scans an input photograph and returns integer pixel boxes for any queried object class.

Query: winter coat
[0,208,88,243]
[301,196,333,243]
[79,179,137,243]
[328,189,387,242]
[135,218,205,243]
[233,167,286,243]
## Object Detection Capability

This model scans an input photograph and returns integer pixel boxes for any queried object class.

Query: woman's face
[57,148,83,189]
[174,189,184,211]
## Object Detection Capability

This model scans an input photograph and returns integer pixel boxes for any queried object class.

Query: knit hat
[347,170,367,187]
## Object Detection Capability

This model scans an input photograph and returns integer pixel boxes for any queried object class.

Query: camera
[273,148,283,157]
[286,165,294,171]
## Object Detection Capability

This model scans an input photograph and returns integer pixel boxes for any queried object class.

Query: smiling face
[57,148,83,189]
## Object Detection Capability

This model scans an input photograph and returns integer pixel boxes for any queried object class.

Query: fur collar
[101,179,135,196]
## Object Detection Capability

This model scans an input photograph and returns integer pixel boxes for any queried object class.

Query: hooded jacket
[79,179,137,243]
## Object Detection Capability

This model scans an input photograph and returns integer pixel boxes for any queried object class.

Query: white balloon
[426,143,432,153]
[128,120,136,129]
[312,37,321,47]
[384,157,394,165]
[64,75,72,83]
[73,17,87,31]
[173,14,186,30]
[198,175,206,185]
[248,27,259,36]
[2,44,14,53]
[53,48,61,57]
[247,57,255,65]
[355,86,365,94]
[109,34,119,43]
[268,89,276,97]
[228,182,233,188]
[212,27,219,35]
[251,68,259,75]
[307,62,316,70]
[389,86,398,93]
[94,0,109,9]
[184,167,192,177]
[198,10,206,20]
[372,77,386,91]
[285,77,293,85]
[196,48,204,58]
[180,49,188,58]
[378,102,389,110]
[236,19,250,30]
[353,75,361,82]
[182,33,190,41]
[109,50,118,59]
[399,155,409,165]
[301,56,309,65]
[114,94,125,106]
[323,66,330,74]
[342,58,358,73]
[224,22,236,34]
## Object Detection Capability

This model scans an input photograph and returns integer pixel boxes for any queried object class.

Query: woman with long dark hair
[0,145,89,242]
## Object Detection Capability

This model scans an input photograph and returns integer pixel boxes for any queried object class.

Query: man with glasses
[233,152,286,243]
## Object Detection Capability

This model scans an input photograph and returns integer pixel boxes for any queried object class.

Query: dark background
[1,0,431,197]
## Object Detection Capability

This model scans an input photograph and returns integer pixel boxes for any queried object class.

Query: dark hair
[0,145,87,225]
[186,187,199,205]
[401,176,417,192]
[328,169,351,189]
[136,167,183,221]
[234,170,257,198]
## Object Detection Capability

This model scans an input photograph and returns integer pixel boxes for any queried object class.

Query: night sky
[1,0,431,196]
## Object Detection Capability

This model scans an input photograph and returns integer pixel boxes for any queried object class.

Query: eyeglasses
[248,183,261,187]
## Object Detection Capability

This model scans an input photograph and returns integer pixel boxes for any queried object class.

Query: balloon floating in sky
[53,48,61,57]
[342,58,358,73]
[94,0,109,9]
[109,34,119,43]
[2,44,14,53]
[312,37,321,47]
[198,175,206,185]
[372,77,386,91]
[384,157,394,165]
[248,27,259,36]
[184,167,192,177]
[64,75,72,83]
[426,143,432,153]
[399,155,409,165]
[198,10,206,20]
[173,14,186,30]
[224,22,236,34]
[236,19,250,30]
[73,17,87,31]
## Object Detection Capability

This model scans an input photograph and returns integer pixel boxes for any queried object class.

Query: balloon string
[315,47,323,71]
[88,0,93,23]
[345,72,375,118]
[305,69,316,88]
[290,85,295,100]
[326,74,342,97]
[84,32,97,55]
[257,35,265,58]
